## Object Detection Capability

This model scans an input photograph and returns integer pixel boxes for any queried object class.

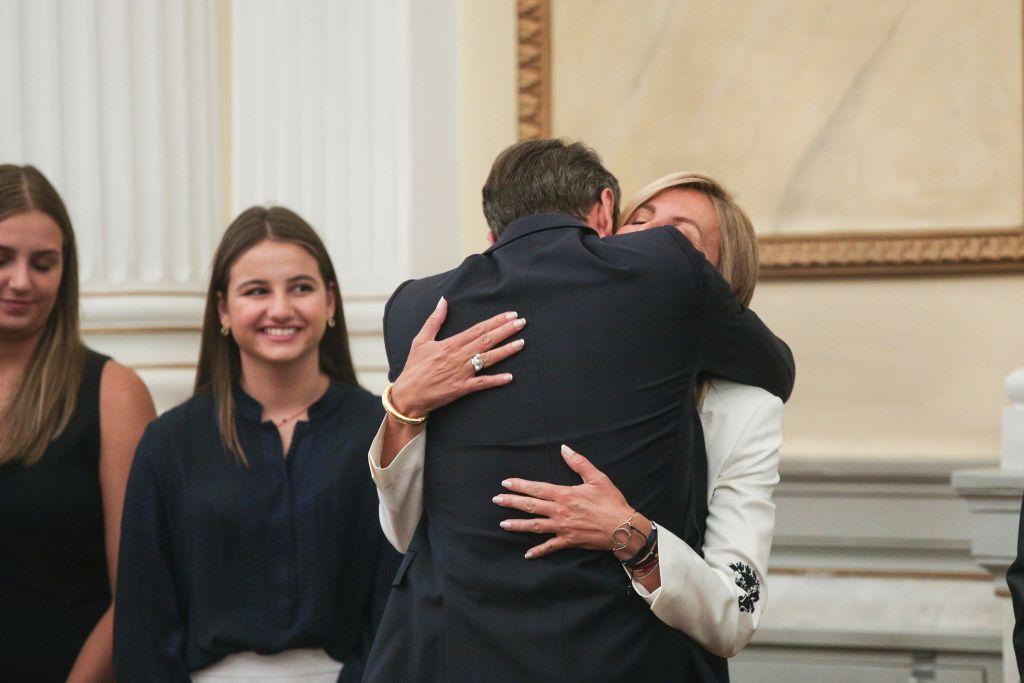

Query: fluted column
[2,0,461,406]
[230,0,460,391]
[0,0,223,291]
[0,0,223,409]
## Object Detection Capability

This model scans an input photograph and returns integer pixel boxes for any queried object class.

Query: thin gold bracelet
[610,510,639,551]
[381,382,427,426]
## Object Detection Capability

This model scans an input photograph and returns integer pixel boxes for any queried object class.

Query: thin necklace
[265,378,329,427]
[270,403,312,428]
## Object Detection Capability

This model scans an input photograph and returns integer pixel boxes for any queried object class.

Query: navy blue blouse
[114,381,398,682]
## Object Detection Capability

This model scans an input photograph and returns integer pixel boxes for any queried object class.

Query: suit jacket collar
[484,213,595,253]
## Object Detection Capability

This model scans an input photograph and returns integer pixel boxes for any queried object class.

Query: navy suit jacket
[364,213,795,683]
[1008,500,1024,677]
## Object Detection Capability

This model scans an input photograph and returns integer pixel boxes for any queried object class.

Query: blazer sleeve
[114,424,190,682]
[634,394,782,657]
[367,418,426,553]
[1008,501,1024,677]
[665,228,795,402]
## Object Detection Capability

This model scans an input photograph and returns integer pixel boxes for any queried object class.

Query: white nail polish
[514,318,526,329]
[506,311,518,320]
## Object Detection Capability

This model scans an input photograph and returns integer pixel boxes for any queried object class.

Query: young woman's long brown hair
[194,205,358,464]
[0,164,85,466]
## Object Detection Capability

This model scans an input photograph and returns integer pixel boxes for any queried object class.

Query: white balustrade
[952,365,1024,683]
[1005,367,1024,470]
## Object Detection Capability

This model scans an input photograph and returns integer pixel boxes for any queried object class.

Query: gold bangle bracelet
[382,382,427,426]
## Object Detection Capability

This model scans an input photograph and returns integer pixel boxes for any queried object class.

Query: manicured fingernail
[437,296,445,308]
[514,339,525,348]
[561,444,573,457]
[505,311,518,320]
[513,318,526,329]
[500,520,511,529]
[501,479,511,488]
[502,373,514,382]
[492,495,503,504]
[524,551,534,559]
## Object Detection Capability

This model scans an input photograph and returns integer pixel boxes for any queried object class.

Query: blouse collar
[231,378,348,424]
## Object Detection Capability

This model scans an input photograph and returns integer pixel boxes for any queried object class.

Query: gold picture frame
[516,0,1024,278]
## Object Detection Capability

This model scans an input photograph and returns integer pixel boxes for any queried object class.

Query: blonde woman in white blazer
[370,172,785,660]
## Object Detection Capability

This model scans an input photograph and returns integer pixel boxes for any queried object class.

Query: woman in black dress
[115,206,397,682]
[0,164,155,682]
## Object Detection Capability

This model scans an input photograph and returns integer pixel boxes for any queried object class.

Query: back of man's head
[482,138,621,236]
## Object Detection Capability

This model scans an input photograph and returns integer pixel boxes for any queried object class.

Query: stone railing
[952,366,1024,683]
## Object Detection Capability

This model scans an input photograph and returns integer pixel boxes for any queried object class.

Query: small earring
[220,325,230,336]
[327,318,336,329]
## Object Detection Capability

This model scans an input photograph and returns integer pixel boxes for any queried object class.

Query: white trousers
[191,649,342,683]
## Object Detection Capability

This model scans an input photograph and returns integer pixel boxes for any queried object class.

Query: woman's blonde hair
[618,171,759,306]
[194,206,359,465]
[0,164,86,466]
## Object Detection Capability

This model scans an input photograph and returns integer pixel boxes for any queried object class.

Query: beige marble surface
[753,275,1024,459]
[459,0,517,244]
[457,0,1024,462]
[552,0,1023,234]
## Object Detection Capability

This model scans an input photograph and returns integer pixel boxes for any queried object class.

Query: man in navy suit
[364,138,794,682]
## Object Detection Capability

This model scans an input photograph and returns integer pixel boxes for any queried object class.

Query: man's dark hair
[482,138,621,235]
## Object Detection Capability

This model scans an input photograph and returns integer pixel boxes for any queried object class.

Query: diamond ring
[470,353,486,373]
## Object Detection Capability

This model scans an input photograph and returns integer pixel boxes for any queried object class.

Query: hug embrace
[364,138,794,683]
[0,137,792,683]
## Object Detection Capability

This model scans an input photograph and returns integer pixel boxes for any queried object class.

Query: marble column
[230,0,461,392]
[2,0,463,407]
[0,0,223,409]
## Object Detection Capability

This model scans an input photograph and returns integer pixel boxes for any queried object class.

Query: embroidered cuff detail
[728,561,761,614]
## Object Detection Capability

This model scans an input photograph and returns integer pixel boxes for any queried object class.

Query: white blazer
[368,379,783,658]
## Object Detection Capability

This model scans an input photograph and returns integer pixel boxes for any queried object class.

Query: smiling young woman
[0,164,156,683]
[114,205,398,682]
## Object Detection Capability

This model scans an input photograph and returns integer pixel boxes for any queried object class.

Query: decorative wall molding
[771,456,992,575]
[516,0,1024,279]
[81,294,390,412]
[731,458,1007,682]
[517,0,550,141]
[759,228,1024,278]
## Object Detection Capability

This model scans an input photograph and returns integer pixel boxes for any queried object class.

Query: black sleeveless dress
[0,349,111,682]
